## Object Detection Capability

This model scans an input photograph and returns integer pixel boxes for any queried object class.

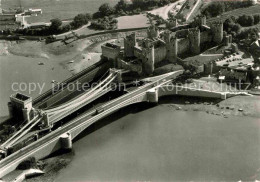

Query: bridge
[0,68,123,151]
[0,70,184,177]
[0,67,244,178]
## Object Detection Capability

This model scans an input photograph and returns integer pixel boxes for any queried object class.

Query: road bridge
[0,70,183,178]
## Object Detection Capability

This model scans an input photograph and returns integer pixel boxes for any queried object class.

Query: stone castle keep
[102,17,230,75]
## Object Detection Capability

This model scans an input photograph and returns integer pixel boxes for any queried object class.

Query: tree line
[201,1,255,18]
[223,14,260,39]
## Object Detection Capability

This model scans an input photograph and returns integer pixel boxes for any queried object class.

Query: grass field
[207,4,260,24]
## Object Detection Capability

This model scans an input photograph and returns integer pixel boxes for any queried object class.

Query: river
[0,54,71,117]
[0,1,259,181]
[55,104,260,181]
[2,0,119,23]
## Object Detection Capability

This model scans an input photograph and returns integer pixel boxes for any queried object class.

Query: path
[148,0,186,20]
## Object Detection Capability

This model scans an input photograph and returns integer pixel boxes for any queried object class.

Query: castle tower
[147,25,159,39]
[199,16,206,26]
[124,33,136,57]
[210,21,223,44]
[188,28,200,54]
[165,31,178,63]
[166,19,178,29]
[142,43,155,75]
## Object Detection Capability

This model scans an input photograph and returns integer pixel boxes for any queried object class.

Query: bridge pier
[221,93,227,100]
[42,113,51,128]
[60,133,72,150]
[22,108,30,122]
[0,146,7,159]
[147,88,159,103]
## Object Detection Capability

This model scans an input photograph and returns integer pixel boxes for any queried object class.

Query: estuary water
[2,0,119,23]
[55,105,260,181]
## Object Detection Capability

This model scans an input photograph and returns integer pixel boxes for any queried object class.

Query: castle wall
[176,29,189,39]
[178,38,190,55]
[188,28,200,54]
[210,22,223,44]
[134,46,143,59]
[117,59,142,74]
[200,31,212,44]
[124,33,136,57]
[101,46,120,60]
[154,46,167,63]
[142,47,154,75]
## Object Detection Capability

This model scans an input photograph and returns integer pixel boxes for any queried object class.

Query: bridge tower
[9,93,33,122]
[210,21,223,44]
[124,33,136,58]
[165,31,178,63]
[188,28,200,54]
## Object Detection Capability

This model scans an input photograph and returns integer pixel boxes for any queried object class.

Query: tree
[248,15,254,26]
[231,24,242,34]
[115,0,129,12]
[62,24,71,32]
[132,0,145,9]
[71,14,89,28]
[85,13,92,20]
[237,15,249,26]
[50,18,62,33]
[99,3,114,16]
[254,14,260,25]
[202,2,225,18]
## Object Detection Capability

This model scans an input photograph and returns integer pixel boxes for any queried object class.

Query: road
[148,0,186,20]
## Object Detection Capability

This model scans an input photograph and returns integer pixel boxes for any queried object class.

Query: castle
[102,16,231,75]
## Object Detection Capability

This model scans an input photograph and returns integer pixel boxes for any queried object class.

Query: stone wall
[117,59,142,74]
[154,45,167,63]
[200,31,212,44]
[101,45,121,60]
[178,38,190,55]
